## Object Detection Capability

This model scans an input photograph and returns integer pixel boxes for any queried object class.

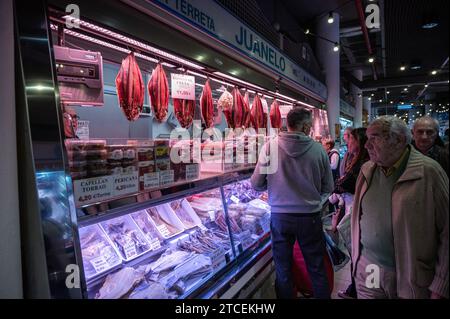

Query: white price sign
[171,74,195,100]
[124,241,137,260]
[113,172,139,197]
[149,238,161,251]
[73,176,113,207]
[76,120,90,140]
[144,172,160,190]
[160,170,175,186]
[157,224,170,237]
[230,195,240,204]
[279,105,293,119]
[185,164,199,180]
[208,210,216,222]
[90,256,109,273]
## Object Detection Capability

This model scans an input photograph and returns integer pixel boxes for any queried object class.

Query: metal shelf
[77,168,255,227]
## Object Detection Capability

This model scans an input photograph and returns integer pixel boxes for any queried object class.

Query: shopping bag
[292,241,334,296]
[323,231,349,271]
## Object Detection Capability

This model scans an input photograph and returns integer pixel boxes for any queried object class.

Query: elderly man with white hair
[412,116,448,176]
[351,116,448,299]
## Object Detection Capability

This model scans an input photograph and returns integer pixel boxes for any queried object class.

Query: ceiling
[255,0,449,119]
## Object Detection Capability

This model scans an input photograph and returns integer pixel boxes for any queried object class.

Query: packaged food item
[122,162,138,174]
[156,158,171,171]
[106,145,124,162]
[67,149,87,162]
[84,140,107,150]
[123,146,137,161]
[137,147,154,161]
[65,139,87,152]
[70,171,88,180]
[155,146,170,159]
[108,162,124,175]
[138,161,155,175]
[79,224,122,279]
[69,160,87,173]
[100,215,151,262]
[86,149,108,161]
[131,210,161,245]
[172,163,186,182]
[87,159,108,177]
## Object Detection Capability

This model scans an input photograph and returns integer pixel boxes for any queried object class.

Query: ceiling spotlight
[424,84,429,88]
[305,28,310,35]
[400,65,406,71]
[431,70,438,75]
[390,101,394,104]
[404,88,408,91]
[387,91,390,94]
[368,97,372,101]
[371,93,375,97]
[421,13,439,29]
[328,12,334,24]
[401,102,405,105]
[333,42,339,52]
[379,99,382,102]
[368,57,375,63]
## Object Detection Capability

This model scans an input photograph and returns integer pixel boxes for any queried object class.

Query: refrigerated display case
[76,173,270,299]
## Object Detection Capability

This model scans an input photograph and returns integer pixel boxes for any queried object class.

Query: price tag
[157,224,170,237]
[208,210,215,222]
[76,120,90,140]
[171,74,195,100]
[149,238,161,251]
[144,172,160,190]
[160,170,174,186]
[113,172,139,197]
[73,176,113,207]
[230,195,240,204]
[185,164,199,180]
[90,256,109,273]
[123,241,137,260]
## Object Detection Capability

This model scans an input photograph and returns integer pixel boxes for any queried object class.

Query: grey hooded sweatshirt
[251,132,334,214]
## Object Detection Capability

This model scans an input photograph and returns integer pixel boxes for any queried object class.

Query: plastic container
[137,147,154,161]
[123,146,137,161]
[106,146,124,162]
[155,145,170,159]
[87,159,108,177]
[156,158,171,171]
[86,149,108,161]
[122,160,138,174]
[107,162,123,175]
[70,171,88,180]
[100,215,151,262]
[79,224,122,280]
[170,199,203,229]
[67,150,87,162]
[138,161,155,176]
[65,139,87,152]
[146,205,184,239]
[131,210,162,248]
[84,140,107,150]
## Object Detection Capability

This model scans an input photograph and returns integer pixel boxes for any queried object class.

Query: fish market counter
[73,169,273,299]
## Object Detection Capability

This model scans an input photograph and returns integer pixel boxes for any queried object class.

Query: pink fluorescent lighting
[213,72,265,91]
[58,18,204,70]
[274,92,297,102]
[187,70,208,79]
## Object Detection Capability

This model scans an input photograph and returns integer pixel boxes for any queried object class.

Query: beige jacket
[351,147,449,298]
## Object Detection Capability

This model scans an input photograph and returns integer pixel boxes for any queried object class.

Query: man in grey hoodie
[251,107,334,299]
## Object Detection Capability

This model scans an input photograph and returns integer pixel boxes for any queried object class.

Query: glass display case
[76,176,269,299]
